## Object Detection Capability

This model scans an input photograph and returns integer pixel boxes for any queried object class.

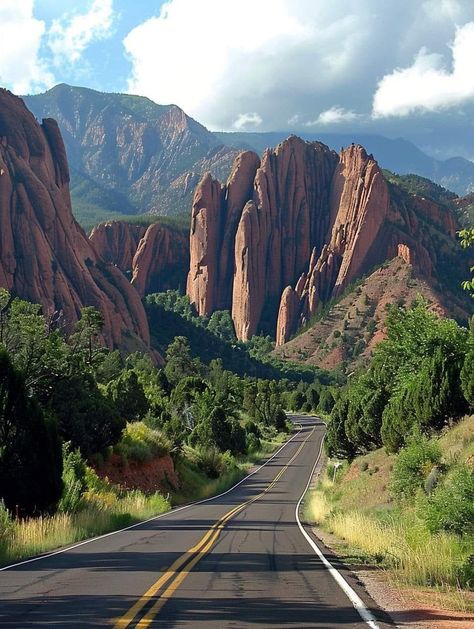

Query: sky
[1,0,474,158]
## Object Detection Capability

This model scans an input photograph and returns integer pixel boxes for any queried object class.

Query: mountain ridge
[24,84,239,219]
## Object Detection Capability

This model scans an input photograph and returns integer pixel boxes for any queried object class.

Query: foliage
[116,422,171,462]
[327,300,469,458]
[459,227,474,296]
[146,291,332,384]
[0,348,63,515]
[106,369,149,422]
[461,318,474,406]
[58,443,88,513]
[423,466,474,536]
[50,372,123,457]
[390,431,441,501]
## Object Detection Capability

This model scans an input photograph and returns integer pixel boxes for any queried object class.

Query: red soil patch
[95,453,179,494]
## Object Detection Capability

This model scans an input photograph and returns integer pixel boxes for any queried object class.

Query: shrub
[116,422,171,463]
[423,466,474,535]
[318,388,336,414]
[390,432,441,501]
[244,420,262,439]
[246,432,261,452]
[58,443,87,513]
[183,445,227,478]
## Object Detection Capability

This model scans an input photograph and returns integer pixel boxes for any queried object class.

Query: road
[0,416,391,628]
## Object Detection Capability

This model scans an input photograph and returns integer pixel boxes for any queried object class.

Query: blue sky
[1,1,474,158]
[34,1,167,92]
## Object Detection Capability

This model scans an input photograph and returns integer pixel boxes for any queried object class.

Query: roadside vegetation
[0,288,311,565]
[305,299,474,609]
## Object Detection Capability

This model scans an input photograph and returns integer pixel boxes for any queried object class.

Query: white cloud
[122,0,474,131]
[306,107,359,126]
[124,0,308,124]
[233,113,263,130]
[373,22,474,117]
[0,1,54,93]
[48,0,115,66]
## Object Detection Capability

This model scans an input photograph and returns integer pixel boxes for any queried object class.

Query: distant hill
[24,84,238,222]
[216,131,474,197]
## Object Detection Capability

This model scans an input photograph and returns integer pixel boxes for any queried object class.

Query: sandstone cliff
[89,221,146,272]
[186,137,467,344]
[90,220,189,297]
[0,89,150,350]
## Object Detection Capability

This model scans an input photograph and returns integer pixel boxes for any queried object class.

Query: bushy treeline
[326,299,473,458]
[0,290,295,517]
[146,290,333,384]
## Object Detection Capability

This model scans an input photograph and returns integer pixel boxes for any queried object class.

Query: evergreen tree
[0,349,62,514]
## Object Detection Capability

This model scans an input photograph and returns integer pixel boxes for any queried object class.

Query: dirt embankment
[95,454,179,494]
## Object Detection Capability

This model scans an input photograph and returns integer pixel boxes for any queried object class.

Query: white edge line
[295,420,381,629]
[0,422,304,572]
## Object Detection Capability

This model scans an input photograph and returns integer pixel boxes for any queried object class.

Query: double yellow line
[114,426,314,628]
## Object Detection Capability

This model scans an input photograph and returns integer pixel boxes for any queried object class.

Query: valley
[1,34,474,626]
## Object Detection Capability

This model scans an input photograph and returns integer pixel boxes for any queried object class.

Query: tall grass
[306,491,473,589]
[0,490,170,566]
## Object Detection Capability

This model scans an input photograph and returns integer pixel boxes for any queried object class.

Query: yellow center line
[113,427,314,628]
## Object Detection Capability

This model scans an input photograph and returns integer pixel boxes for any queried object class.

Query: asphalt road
[0,416,392,628]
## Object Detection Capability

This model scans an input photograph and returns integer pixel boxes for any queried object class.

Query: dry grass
[0,491,170,565]
[307,492,473,592]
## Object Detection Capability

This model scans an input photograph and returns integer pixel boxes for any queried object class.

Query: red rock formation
[131,222,189,296]
[276,286,300,348]
[89,221,146,272]
[90,220,189,297]
[186,136,467,346]
[0,89,149,350]
[186,172,225,315]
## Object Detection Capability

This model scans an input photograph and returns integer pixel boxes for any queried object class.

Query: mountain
[186,136,471,346]
[0,88,150,351]
[24,84,238,221]
[216,131,474,197]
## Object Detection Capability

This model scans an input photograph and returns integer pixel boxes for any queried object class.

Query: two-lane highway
[0,416,391,627]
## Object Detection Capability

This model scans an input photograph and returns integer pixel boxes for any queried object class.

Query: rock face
[0,89,150,350]
[186,136,466,344]
[90,220,189,296]
[89,222,147,271]
[131,222,189,296]
[24,84,238,217]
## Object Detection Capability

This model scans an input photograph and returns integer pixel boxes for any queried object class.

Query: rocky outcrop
[187,136,467,345]
[131,222,189,296]
[0,89,150,350]
[89,221,146,272]
[90,220,189,296]
[94,453,179,493]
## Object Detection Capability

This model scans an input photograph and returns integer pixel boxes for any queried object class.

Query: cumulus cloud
[306,107,359,126]
[123,0,474,131]
[0,1,54,93]
[373,22,474,117]
[48,0,115,66]
[233,113,263,130]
